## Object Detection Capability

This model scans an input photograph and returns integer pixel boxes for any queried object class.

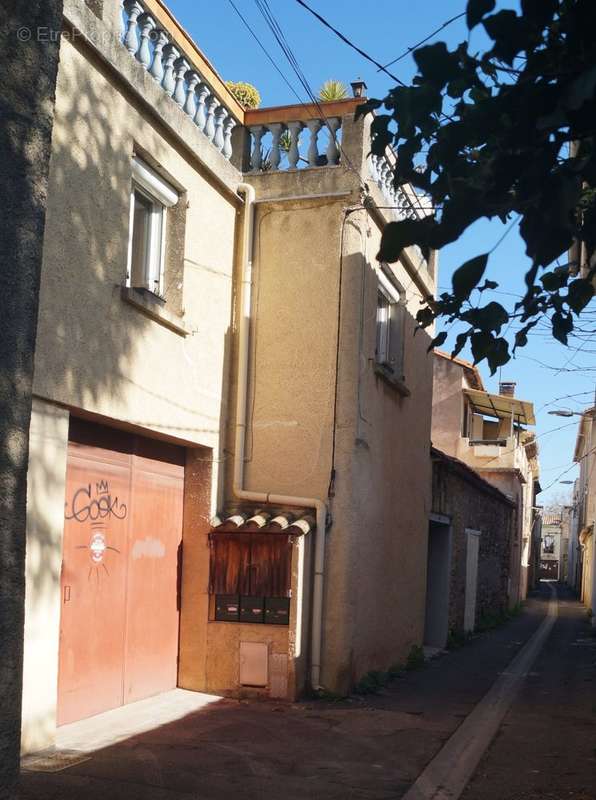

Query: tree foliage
[359,0,596,373]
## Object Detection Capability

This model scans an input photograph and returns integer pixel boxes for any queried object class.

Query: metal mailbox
[215,594,240,622]
[239,596,264,624]
[264,597,290,625]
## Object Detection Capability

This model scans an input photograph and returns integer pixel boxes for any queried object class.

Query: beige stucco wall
[224,153,435,693]
[21,399,69,753]
[34,33,238,458]
[327,210,434,690]
[432,356,466,454]
[178,447,311,700]
[23,20,240,747]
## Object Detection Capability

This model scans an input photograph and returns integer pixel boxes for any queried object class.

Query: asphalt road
[19,583,596,800]
[463,584,596,800]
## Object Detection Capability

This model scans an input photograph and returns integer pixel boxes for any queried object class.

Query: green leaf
[475,301,509,333]
[486,337,510,375]
[567,279,594,314]
[478,279,499,292]
[428,331,448,352]
[467,0,496,29]
[540,269,569,291]
[413,43,461,89]
[470,330,493,364]
[551,311,573,345]
[416,306,435,328]
[513,319,539,351]
[451,254,489,301]
[377,217,435,263]
[452,331,469,358]
[355,99,382,120]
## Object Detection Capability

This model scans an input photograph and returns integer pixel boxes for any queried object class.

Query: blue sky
[168,0,596,504]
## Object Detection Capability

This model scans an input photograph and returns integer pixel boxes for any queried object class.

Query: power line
[253,0,366,189]
[226,0,306,106]
[294,0,403,85]
[378,11,467,71]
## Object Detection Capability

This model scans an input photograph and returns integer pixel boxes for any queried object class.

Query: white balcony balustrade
[121,0,238,159]
[247,117,343,173]
[368,154,427,221]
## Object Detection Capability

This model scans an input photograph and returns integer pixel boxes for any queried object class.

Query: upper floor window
[375,276,405,379]
[127,157,178,297]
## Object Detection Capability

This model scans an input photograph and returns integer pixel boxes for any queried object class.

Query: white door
[464,530,481,632]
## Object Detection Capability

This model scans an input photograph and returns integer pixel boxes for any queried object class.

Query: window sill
[120,286,190,337]
[374,363,411,397]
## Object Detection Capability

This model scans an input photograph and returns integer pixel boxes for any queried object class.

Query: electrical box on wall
[239,641,268,687]
[215,595,239,622]
[240,596,264,624]
[264,597,290,625]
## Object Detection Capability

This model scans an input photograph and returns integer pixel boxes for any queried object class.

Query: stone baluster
[204,95,218,142]
[161,43,179,95]
[173,57,190,106]
[369,154,380,182]
[223,117,236,160]
[379,159,390,198]
[306,119,322,167]
[325,118,341,166]
[268,123,284,171]
[287,121,304,169]
[136,13,156,68]
[193,83,210,131]
[184,71,200,119]
[149,29,168,83]
[250,126,265,171]
[213,107,227,152]
[123,0,143,55]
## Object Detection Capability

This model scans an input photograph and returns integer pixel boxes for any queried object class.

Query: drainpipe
[234,183,328,690]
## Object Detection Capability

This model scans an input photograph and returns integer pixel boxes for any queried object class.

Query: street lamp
[559,480,574,484]
[547,409,581,417]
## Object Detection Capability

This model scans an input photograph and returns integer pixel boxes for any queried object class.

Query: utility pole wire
[294,0,403,85]
[378,11,467,71]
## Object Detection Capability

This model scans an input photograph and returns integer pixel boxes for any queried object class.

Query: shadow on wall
[34,46,150,412]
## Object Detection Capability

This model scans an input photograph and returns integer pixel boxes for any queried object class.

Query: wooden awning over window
[208,510,315,599]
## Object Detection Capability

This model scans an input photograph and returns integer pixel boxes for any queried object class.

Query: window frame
[126,157,178,297]
[375,269,406,379]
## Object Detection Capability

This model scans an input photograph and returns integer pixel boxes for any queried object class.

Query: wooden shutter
[249,534,292,598]
[209,533,251,594]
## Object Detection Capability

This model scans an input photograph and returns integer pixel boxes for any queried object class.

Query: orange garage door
[58,419,184,725]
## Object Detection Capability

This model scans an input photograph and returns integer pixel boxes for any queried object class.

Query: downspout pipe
[234,183,328,690]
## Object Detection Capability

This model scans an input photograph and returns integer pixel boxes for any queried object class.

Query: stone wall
[432,450,515,633]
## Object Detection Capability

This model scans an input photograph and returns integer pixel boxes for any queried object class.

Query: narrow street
[463,586,596,800]
[20,585,596,800]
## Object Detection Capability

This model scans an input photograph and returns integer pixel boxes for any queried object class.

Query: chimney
[499,381,516,397]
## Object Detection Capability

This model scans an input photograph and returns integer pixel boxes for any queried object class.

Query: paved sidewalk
[20,593,549,800]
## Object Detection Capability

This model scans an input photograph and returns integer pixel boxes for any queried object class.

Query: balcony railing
[243,99,361,174]
[368,151,433,223]
[121,0,241,160]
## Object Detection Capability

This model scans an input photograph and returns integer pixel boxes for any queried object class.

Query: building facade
[426,448,515,648]
[571,409,596,621]
[431,351,540,606]
[19,0,437,754]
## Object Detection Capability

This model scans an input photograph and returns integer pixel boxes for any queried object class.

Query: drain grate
[21,750,91,773]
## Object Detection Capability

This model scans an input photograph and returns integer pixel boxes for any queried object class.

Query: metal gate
[58,420,184,725]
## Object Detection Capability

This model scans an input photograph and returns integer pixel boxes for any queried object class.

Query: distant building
[432,352,541,606]
[571,409,596,621]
